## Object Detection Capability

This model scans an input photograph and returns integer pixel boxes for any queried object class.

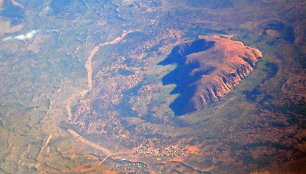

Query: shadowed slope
[159,35,262,116]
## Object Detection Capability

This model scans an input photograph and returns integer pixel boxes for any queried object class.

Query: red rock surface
[160,35,263,114]
[192,35,262,108]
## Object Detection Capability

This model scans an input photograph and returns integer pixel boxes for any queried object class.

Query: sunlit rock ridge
[160,35,263,115]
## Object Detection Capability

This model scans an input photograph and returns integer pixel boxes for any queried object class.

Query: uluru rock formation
[159,35,263,116]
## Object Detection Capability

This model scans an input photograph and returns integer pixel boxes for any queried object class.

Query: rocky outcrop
[159,35,263,115]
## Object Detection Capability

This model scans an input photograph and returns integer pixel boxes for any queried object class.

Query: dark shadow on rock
[158,39,215,116]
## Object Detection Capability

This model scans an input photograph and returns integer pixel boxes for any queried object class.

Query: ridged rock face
[159,35,263,116]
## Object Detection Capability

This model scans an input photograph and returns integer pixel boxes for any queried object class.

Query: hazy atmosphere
[0,0,305,173]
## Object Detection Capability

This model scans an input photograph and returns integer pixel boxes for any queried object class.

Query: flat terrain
[0,0,305,173]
